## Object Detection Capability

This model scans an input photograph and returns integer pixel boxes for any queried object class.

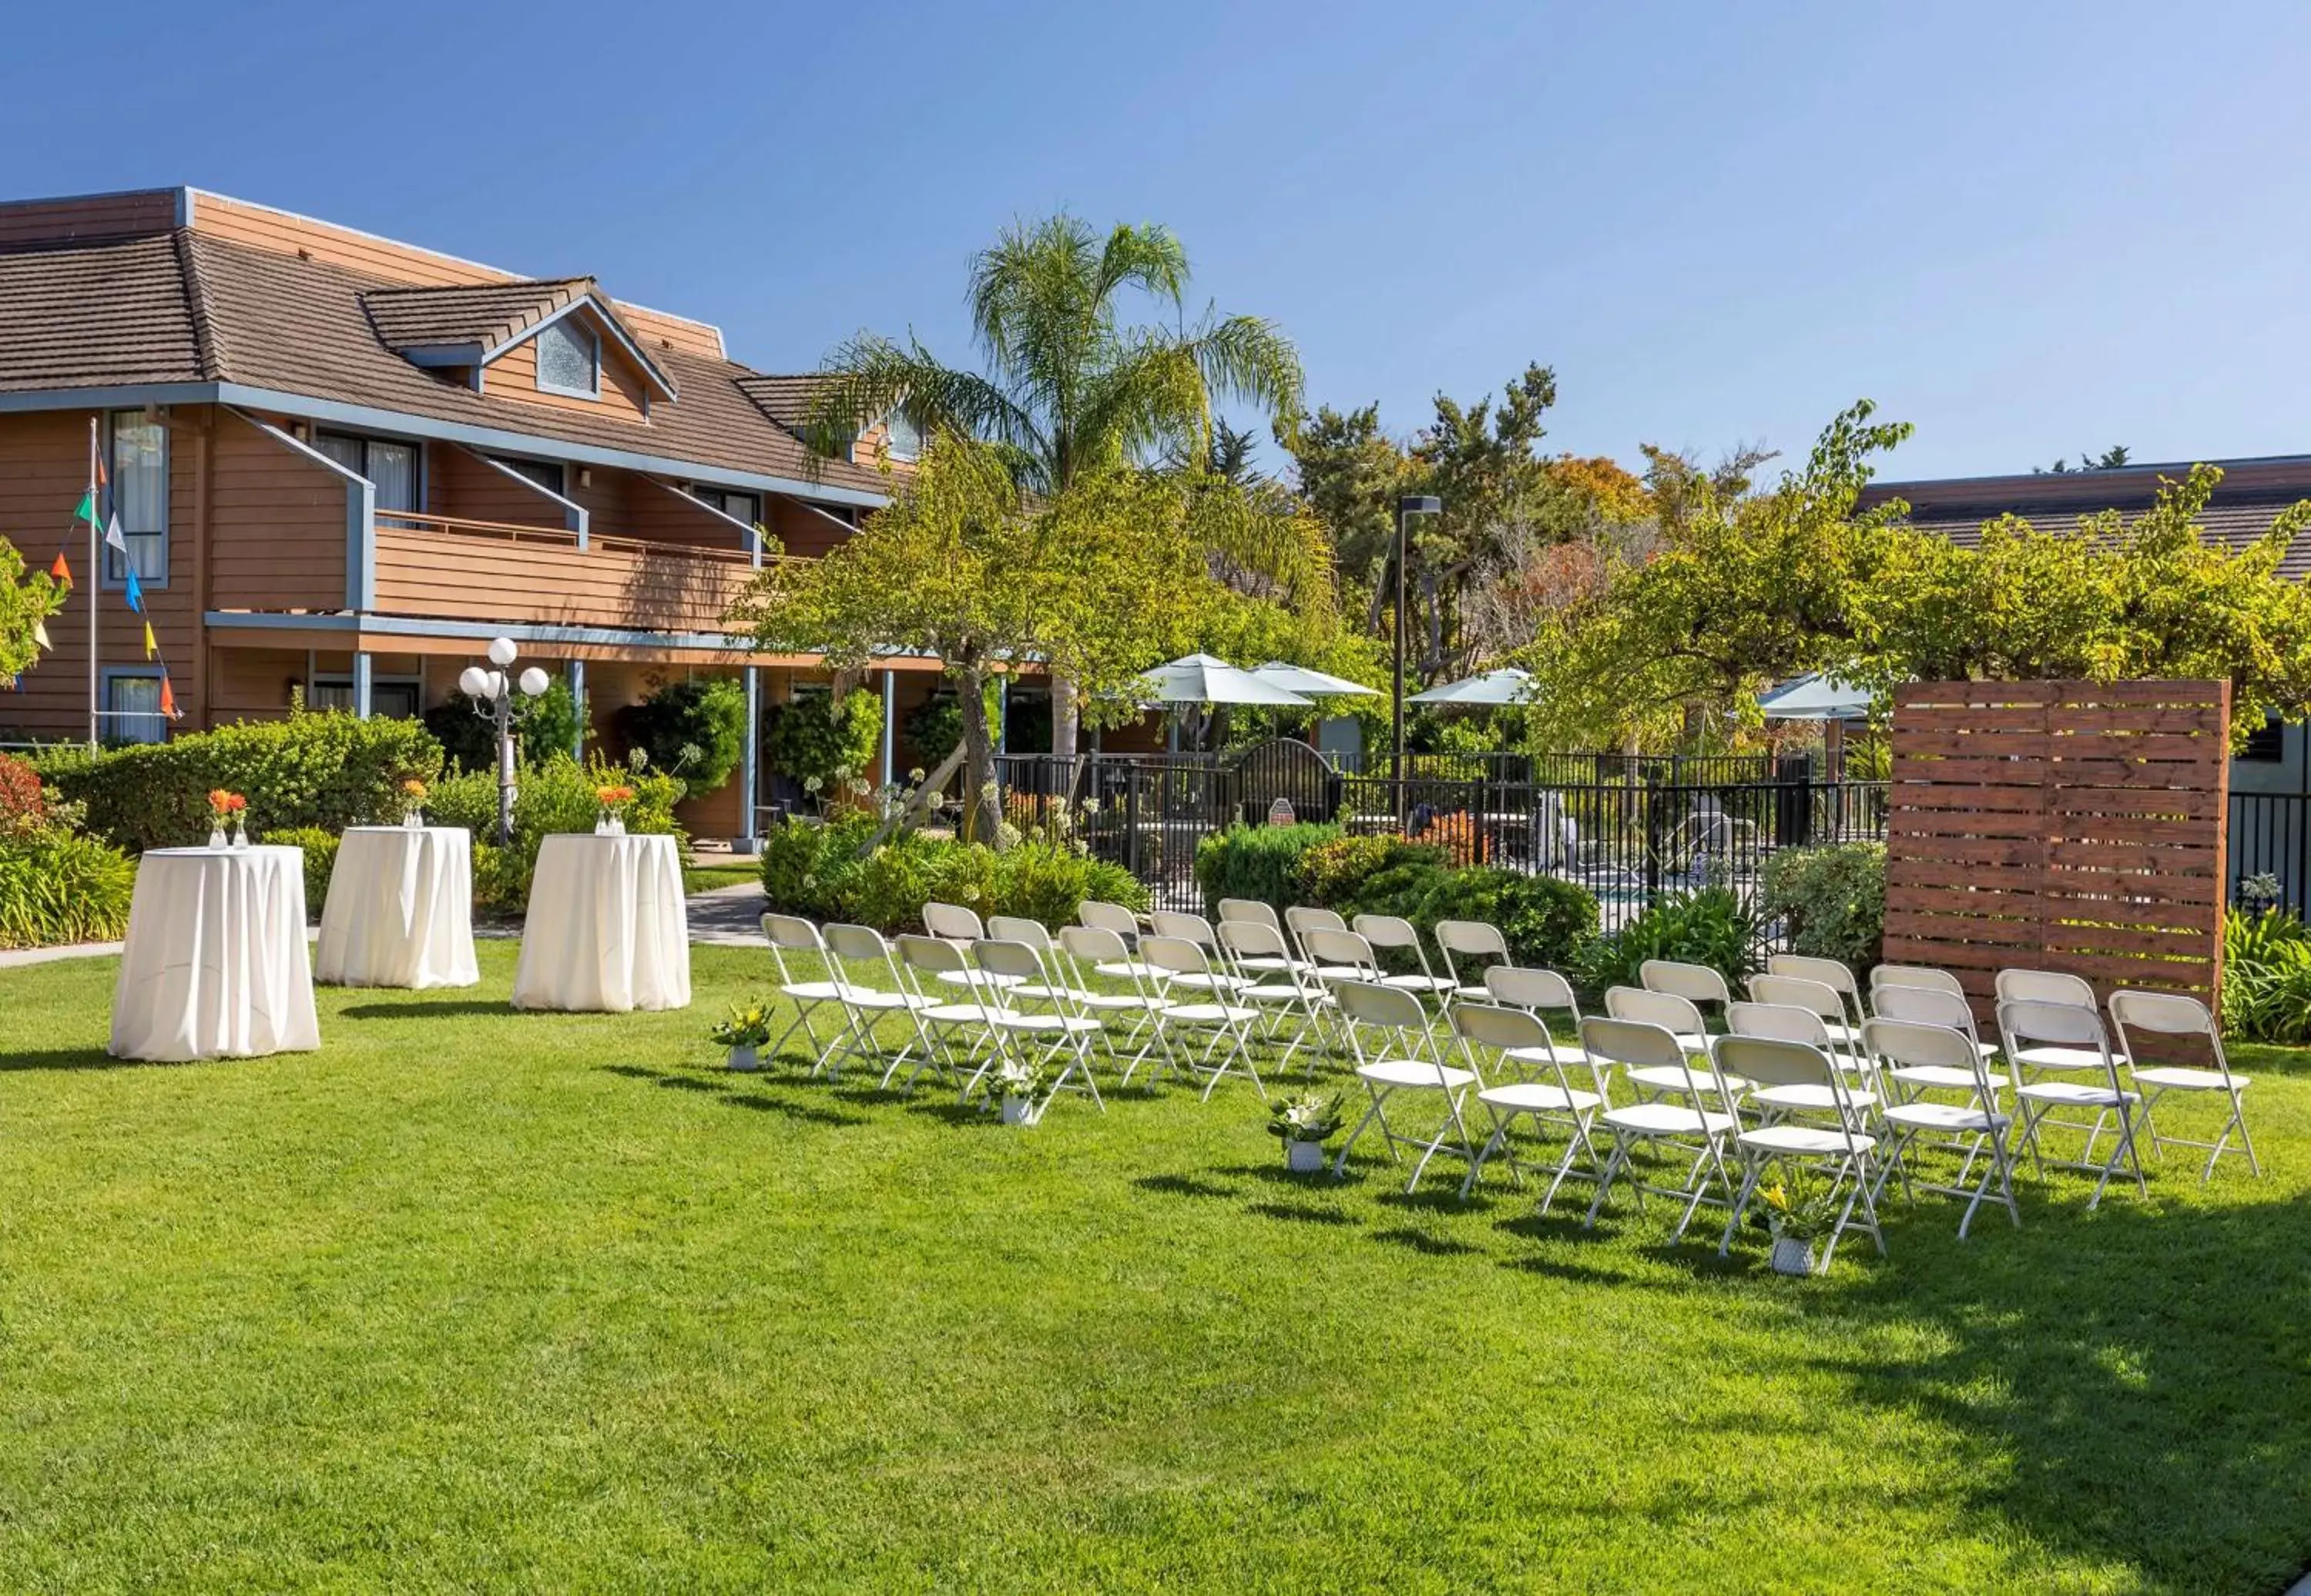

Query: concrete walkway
[0,882,768,970]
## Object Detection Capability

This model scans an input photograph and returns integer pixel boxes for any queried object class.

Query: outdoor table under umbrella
[1138,653,1312,750]
[1407,666,1535,706]
[1759,672,1875,778]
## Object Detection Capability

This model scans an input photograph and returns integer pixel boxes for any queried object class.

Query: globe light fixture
[461,639,549,844]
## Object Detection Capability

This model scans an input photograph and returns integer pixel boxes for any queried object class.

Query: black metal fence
[993,750,1890,940]
[2230,792,2311,918]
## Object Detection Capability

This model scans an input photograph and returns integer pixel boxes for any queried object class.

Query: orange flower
[208,789,244,816]
[401,778,428,799]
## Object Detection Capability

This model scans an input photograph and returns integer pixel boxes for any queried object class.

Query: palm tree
[803,215,1303,752]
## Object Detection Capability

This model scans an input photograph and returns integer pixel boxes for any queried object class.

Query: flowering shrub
[0,753,44,833]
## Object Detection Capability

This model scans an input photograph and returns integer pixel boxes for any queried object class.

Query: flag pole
[86,415,99,751]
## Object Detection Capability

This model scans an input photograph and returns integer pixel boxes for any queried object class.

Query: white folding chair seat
[1725,1001,1874,1121]
[1139,934,1265,1099]
[1863,1016,2021,1237]
[1712,1034,1882,1272]
[1454,1002,1608,1205]
[1995,969,2129,1070]
[1332,981,1481,1191]
[1998,998,2144,1209]
[1578,1016,1742,1238]
[820,922,939,1085]
[1351,914,1457,995]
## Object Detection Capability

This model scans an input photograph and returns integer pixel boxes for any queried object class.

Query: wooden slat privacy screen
[1880,679,2229,1017]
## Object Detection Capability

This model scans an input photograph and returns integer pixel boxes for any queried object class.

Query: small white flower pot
[1285,1138,1329,1174]
[1769,1236,1817,1277]
[725,1045,760,1073]
[1001,1094,1036,1126]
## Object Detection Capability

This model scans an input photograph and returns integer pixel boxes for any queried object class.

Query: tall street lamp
[458,635,548,846]
[1392,495,1442,788]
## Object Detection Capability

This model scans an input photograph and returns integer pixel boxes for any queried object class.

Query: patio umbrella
[1249,661,1379,697]
[1407,667,1534,706]
[1757,672,1873,722]
[1138,653,1313,709]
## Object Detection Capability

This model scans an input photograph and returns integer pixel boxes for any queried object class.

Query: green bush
[760,816,1147,934]
[424,678,584,773]
[1410,868,1599,970]
[1761,843,1885,969]
[764,689,883,796]
[427,753,686,913]
[615,676,748,793]
[1193,823,1343,917]
[267,826,340,909]
[0,829,136,948]
[1575,887,1759,999]
[1296,833,1446,909]
[2222,907,2311,1042]
[41,711,443,853]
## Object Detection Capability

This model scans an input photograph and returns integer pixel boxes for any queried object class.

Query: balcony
[371,511,756,637]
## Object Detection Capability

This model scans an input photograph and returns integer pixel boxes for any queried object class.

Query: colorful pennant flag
[94,448,108,489]
[103,511,127,555]
[158,672,179,720]
[122,567,144,615]
[142,621,156,659]
[49,551,71,585]
[32,619,51,651]
[74,488,96,525]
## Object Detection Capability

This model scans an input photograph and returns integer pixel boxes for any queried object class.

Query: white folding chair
[1602,987,1728,1101]
[1218,918,1334,1071]
[1578,1016,1740,1238]
[1454,1001,1607,1208]
[972,938,1105,1117]
[1725,1001,1877,1127]
[759,913,849,1072]
[821,922,937,1087]
[1216,899,1308,976]
[1285,905,1350,970]
[1300,925,1384,987]
[1078,899,1144,950]
[1767,954,1866,1034]
[1351,914,1457,998]
[1712,1035,1883,1272]
[1331,981,1480,1191]
[1747,974,1869,1078]
[1862,1016,2021,1238]
[1996,968,2128,1152]
[894,934,1014,1099]
[1870,983,2004,1104]
[2109,990,2259,1182]
[1484,965,1585,1029]
[1436,920,1513,1001]
[924,901,1021,994]
[1053,924,1173,1084]
[1218,898,1284,930]
[1139,933,1265,1099]
[1149,910,1252,995]
[1640,958,1731,1020]
[1870,963,1965,1010]
[1997,998,2145,1209]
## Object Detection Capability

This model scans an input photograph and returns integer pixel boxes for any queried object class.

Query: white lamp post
[460,636,547,845]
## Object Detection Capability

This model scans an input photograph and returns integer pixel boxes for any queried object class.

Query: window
[310,678,421,719]
[882,407,923,461]
[2242,714,2286,763]
[103,669,166,745]
[106,411,166,584]
[536,317,600,398]
[690,487,761,525]
[314,431,421,513]
[496,458,567,496]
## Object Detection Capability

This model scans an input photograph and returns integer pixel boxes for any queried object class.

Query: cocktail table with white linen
[512,832,691,1012]
[316,824,480,989]
[109,844,323,1061]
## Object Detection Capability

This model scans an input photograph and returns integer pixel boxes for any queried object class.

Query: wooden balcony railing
[371,511,757,635]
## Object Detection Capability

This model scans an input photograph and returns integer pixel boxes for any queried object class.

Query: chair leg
[1333,1087,1391,1177]
[1718,1152,1764,1256]
[1582,1134,1633,1229]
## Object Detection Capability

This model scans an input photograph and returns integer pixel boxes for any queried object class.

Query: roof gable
[361,279,678,401]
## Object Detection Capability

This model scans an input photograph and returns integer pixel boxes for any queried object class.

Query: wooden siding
[612,302,724,360]
[1880,679,2230,1016]
[767,496,856,560]
[372,518,755,634]
[190,191,509,290]
[430,444,565,528]
[485,323,653,424]
[0,407,206,738]
[0,189,179,249]
[207,410,351,612]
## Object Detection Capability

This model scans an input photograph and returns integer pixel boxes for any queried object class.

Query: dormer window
[537,317,601,399]
[884,407,924,461]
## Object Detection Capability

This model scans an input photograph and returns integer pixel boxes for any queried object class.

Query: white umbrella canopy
[1137,653,1313,708]
[1407,667,1535,706]
[1249,661,1379,698]
[1758,672,1873,722]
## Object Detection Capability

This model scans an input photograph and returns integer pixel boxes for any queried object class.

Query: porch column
[566,660,586,759]
[351,651,373,720]
[742,666,761,849]
[997,676,1009,755]
[881,668,897,785]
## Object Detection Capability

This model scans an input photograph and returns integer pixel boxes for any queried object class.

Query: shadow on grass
[0,1045,153,1072]
[1803,1190,2311,1592]
[1370,1225,1483,1257]
[1246,1199,1358,1226]
[1132,1172,1237,1201]
[720,1091,869,1128]
[337,998,513,1020]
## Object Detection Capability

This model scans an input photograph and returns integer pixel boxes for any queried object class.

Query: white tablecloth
[315,825,479,989]
[512,832,690,1012]
[109,846,322,1061]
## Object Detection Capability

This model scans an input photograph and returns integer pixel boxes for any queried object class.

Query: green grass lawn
[681,861,763,895]
[4,944,2309,1592]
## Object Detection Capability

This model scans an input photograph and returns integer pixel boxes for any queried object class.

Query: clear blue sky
[4,1,2306,483]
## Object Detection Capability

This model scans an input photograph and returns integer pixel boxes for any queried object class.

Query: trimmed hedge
[40,712,442,853]
[1760,842,1884,969]
[1573,887,1759,998]
[425,754,686,912]
[1192,823,1342,916]
[0,830,136,949]
[761,815,1147,935]
[268,826,341,910]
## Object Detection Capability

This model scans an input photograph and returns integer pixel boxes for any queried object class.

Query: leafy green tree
[616,676,750,792]
[0,537,65,685]
[803,213,1303,753]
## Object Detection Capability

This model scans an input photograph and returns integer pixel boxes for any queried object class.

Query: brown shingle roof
[0,227,886,498]
[361,278,590,354]
[0,233,206,387]
[1895,502,2311,582]
[733,373,823,434]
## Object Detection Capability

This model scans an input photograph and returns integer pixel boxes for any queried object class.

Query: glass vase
[230,815,250,849]
[207,824,229,849]
[403,810,424,830]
